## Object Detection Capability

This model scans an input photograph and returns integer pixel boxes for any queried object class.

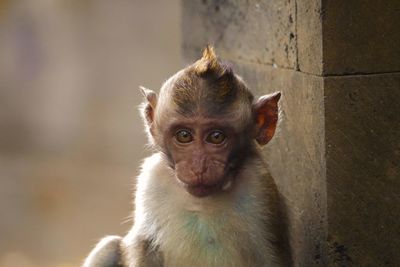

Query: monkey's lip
[186,184,218,197]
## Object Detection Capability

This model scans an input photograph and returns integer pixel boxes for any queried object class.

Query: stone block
[322,0,400,75]
[297,0,323,75]
[324,73,400,265]
[182,0,296,69]
[297,0,400,75]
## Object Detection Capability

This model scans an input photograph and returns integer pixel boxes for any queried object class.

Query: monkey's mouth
[186,184,218,197]
[185,179,233,198]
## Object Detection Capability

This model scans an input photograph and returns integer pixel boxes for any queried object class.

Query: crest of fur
[167,45,252,119]
[193,45,224,77]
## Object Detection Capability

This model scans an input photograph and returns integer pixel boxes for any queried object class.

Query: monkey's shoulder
[139,153,165,176]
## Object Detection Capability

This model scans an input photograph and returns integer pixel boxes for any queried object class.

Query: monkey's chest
[158,211,267,267]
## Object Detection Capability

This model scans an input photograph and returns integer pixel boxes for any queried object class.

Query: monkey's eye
[175,129,193,143]
[206,131,226,144]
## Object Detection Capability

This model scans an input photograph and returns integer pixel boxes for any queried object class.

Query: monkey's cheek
[174,164,192,185]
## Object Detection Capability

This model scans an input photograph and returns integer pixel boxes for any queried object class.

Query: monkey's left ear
[139,86,157,124]
[253,91,281,146]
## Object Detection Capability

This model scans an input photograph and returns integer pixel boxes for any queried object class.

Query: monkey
[83,45,288,267]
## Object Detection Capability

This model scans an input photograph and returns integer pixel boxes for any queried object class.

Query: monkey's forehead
[159,68,253,113]
[154,101,254,133]
[160,65,253,96]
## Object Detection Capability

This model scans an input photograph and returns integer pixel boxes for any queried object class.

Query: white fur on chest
[132,154,276,267]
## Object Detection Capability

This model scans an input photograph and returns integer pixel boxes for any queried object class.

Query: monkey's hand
[83,235,126,267]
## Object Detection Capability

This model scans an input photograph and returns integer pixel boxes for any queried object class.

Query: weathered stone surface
[324,73,400,266]
[183,0,400,76]
[322,0,400,75]
[297,0,400,75]
[297,0,323,75]
[182,0,296,69]
[182,1,400,266]
[231,61,328,267]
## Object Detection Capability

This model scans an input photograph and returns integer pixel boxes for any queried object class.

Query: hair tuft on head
[202,45,217,61]
[193,45,224,76]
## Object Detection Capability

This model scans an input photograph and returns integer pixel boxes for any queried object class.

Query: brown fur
[171,46,252,117]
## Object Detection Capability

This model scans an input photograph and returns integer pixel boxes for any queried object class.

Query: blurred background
[0,0,181,266]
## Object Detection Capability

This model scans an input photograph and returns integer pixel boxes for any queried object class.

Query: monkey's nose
[190,158,207,177]
[191,169,204,183]
[192,165,205,176]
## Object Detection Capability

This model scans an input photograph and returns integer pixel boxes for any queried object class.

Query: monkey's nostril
[192,171,205,184]
[191,163,206,177]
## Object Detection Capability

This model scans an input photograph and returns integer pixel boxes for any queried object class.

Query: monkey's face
[163,115,243,198]
[140,46,281,197]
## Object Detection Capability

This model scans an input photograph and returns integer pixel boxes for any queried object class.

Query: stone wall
[182,0,400,266]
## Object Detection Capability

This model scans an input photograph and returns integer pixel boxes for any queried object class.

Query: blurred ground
[0,1,181,266]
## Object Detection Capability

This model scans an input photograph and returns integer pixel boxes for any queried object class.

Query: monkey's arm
[83,234,163,267]
[124,235,163,267]
[83,236,126,267]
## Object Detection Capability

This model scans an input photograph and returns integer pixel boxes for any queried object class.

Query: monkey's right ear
[139,86,157,124]
[253,91,281,146]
